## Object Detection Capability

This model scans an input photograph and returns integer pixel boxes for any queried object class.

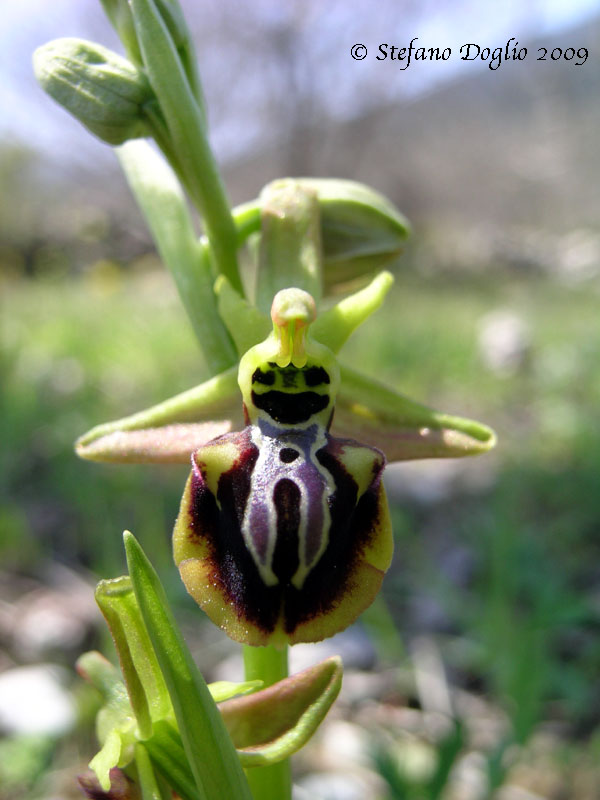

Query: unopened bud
[297,178,410,292]
[34,38,154,145]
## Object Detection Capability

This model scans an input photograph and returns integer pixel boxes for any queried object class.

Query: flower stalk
[242,646,291,800]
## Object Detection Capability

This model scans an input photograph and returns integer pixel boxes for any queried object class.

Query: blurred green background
[2,2,600,798]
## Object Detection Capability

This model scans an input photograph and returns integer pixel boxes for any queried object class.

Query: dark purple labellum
[173,421,392,646]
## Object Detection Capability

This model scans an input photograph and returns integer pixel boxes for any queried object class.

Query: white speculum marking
[241,419,335,589]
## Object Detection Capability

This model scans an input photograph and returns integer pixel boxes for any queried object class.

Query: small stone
[0,664,75,735]
[478,310,531,376]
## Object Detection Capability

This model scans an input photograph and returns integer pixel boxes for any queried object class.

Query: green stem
[117,139,237,373]
[131,0,242,294]
[243,645,291,800]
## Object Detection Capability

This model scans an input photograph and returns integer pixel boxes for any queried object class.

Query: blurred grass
[2,265,600,796]
[1,267,204,584]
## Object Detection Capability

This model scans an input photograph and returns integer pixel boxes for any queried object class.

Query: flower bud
[33,38,154,145]
[298,178,410,292]
[233,179,410,295]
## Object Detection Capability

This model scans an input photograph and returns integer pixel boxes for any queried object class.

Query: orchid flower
[67,174,494,649]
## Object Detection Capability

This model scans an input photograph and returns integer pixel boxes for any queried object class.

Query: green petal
[89,729,126,792]
[334,364,497,460]
[311,270,394,353]
[219,657,343,767]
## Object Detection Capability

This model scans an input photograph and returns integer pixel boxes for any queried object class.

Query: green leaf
[123,532,253,800]
[143,722,200,800]
[153,0,205,115]
[427,720,464,800]
[99,0,143,64]
[33,38,153,145]
[219,656,343,767]
[135,742,171,800]
[117,140,237,373]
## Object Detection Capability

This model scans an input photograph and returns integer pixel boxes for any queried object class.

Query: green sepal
[117,140,237,373]
[219,656,343,767]
[75,366,243,463]
[33,38,153,145]
[334,364,497,459]
[74,359,494,465]
[95,577,173,739]
[300,178,409,291]
[123,531,253,800]
[254,180,323,313]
